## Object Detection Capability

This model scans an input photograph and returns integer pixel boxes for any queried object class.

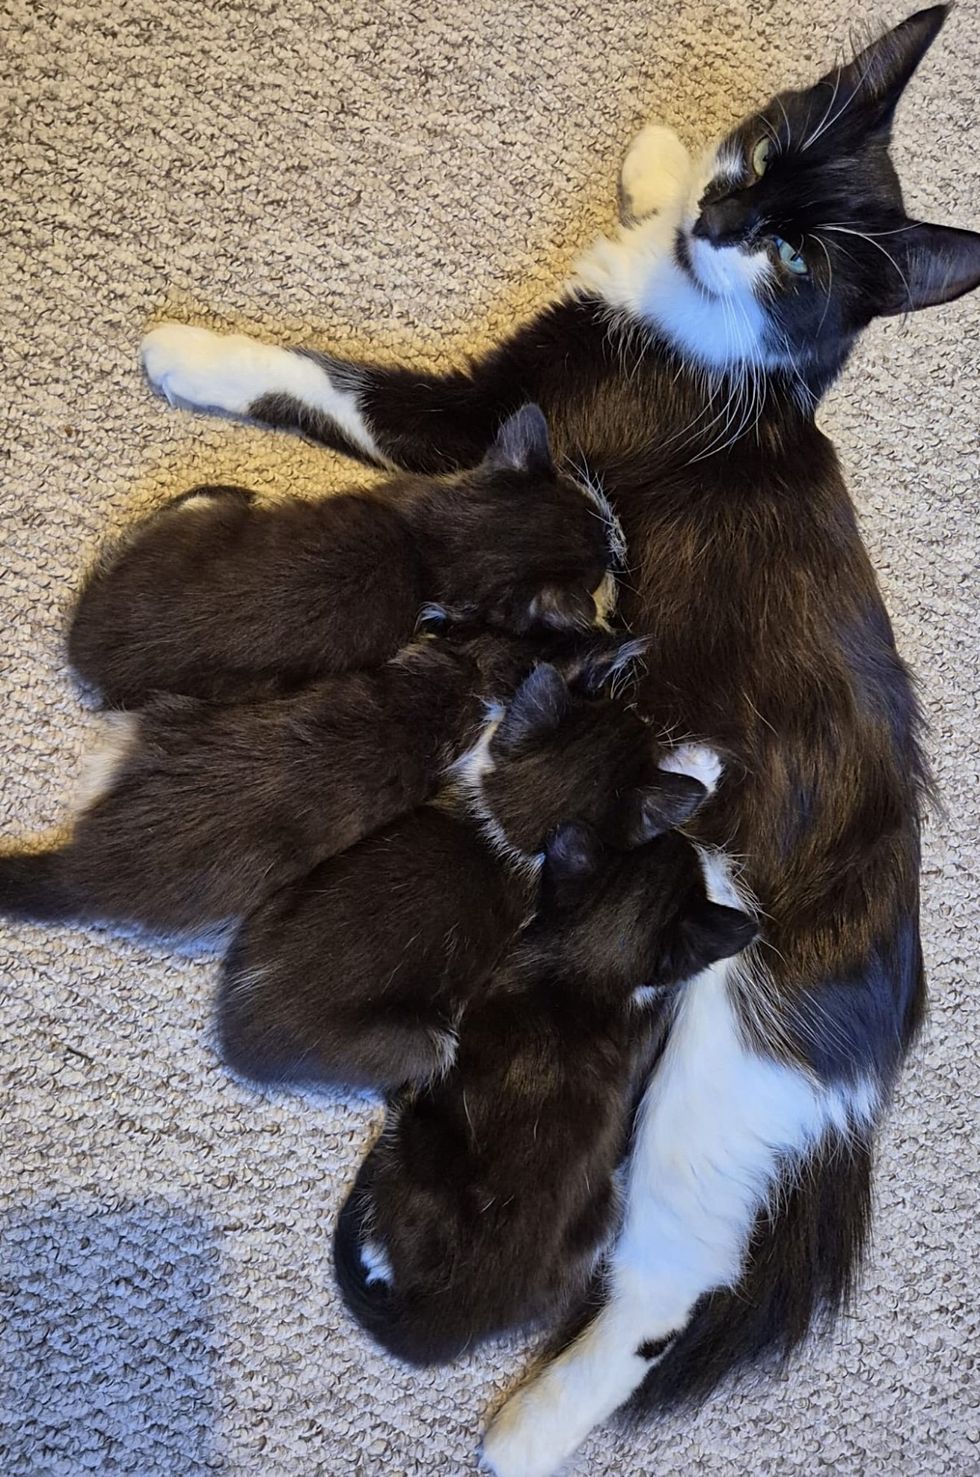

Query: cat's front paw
[620,123,692,222]
[141,323,274,414]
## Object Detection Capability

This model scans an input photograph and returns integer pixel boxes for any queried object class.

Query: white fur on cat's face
[577,126,776,372]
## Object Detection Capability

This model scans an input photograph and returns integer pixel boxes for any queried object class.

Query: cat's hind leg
[618,124,692,223]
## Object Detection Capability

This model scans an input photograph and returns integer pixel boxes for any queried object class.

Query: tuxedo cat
[70,404,615,708]
[136,7,980,1472]
[0,635,536,941]
[334,820,756,1366]
[218,652,714,1091]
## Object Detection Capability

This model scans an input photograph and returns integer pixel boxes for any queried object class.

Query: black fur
[210,6,979,1414]
[333,824,755,1364]
[68,405,611,707]
[217,658,701,1092]
[0,638,519,939]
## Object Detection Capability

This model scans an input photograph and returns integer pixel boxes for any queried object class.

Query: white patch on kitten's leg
[620,123,692,220]
[659,741,723,795]
[75,713,140,812]
[140,324,387,463]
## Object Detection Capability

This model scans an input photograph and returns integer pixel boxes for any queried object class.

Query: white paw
[481,1398,574,1477]
[141,324,288,415]
[659,742,723,796]
[620,123,692,221]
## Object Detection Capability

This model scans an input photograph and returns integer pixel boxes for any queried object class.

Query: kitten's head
[673,7,980,384]
[467,650,712,857]
[424,405,616,635]
[540,821,758,988]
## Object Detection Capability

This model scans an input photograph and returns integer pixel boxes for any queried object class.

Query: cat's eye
[775,237,808,275]
[751,137,771,178]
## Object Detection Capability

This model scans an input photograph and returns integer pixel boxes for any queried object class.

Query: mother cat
[140,9,979,1473]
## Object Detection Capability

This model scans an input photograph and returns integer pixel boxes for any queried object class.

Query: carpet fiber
[2,2,978,1473]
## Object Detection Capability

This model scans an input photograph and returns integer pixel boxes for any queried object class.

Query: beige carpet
[2,1,978,1473]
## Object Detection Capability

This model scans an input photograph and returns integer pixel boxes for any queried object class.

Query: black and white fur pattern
[133,8,977,1474]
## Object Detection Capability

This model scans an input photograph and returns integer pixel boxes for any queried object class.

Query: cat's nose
[693,196,755,246]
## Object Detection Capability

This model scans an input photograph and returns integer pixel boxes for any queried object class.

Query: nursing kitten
[334,820,756,1366]
[218,652,711,1092]
[0,634,534,941]
[136,9,980,1468]
[69,404,615,707]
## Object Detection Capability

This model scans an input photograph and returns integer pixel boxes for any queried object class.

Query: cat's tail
[333,1162,468,1368]
[0,849,79,925]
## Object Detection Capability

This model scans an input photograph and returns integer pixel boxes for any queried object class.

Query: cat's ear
[834,6,948,130]
[620,772,708,847]
[492,662,571,754]
[564,635,649,696]
[543,822,604,883]
[674,899,758,976]
[877,223,980,315]
[484,404,555,477]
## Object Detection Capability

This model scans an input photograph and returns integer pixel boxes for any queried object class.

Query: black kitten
[69,405,614,707]
[333,821,756,1365]
[217,652,709,1091]
[0,636,529,941]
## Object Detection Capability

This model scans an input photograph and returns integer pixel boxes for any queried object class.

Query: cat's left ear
[484,404,555,477]
[620,772,708,847]
[834,6,948,130]
[878,224,980,314]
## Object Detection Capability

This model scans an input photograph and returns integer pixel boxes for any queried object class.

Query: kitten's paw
[140,324,283,415]
[659,742,723,795]
[620,123,692,222]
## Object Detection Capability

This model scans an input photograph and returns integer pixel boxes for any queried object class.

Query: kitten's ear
[676,900,758,975]
[484,404,555,477]
[543,822,604,883]
[528,583,597,633]
[836,6,948,128]
[621,772,708,846]
[492,662,571,754]
[877,223,980,315]
[565,635,649,696]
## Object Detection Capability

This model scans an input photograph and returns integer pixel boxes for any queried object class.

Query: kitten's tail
[0,849,78,925]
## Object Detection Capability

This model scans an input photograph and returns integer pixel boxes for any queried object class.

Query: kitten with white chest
[0,635,527,942]
[334,818,755,1366]
[217,650,713,1092]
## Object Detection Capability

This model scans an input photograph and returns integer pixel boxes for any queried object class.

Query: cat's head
[539,821,758,988]
[459,648,714,859]
[422,404,617,635]
[670,7,980,385]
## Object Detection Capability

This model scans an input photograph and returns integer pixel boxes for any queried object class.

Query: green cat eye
[775,237,808,275]
[751,137,771,177]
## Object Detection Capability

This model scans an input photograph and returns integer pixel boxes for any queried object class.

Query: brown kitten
[217,649,709,1092]
[0,636,532,942]
[333,820,756,1366]
[68,405,614,707]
